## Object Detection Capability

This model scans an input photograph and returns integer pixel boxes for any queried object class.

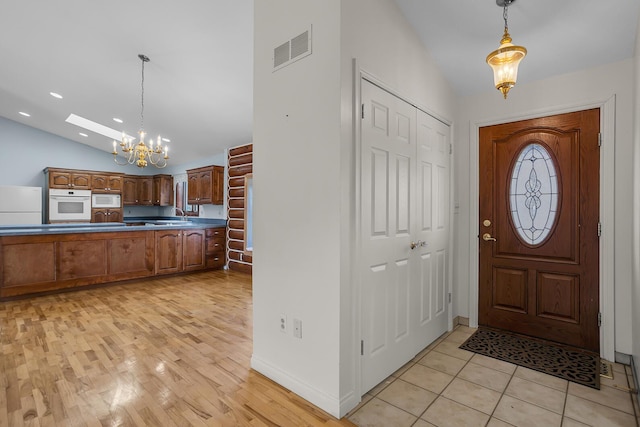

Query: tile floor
[347,326,640,427]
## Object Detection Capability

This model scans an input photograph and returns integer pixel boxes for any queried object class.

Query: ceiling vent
[273,27,312,71]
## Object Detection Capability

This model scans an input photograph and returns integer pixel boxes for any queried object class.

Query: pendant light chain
[140,56,145,131]
[503,1,509,32]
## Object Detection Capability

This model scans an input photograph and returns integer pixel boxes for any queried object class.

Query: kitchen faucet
[175,207,188,220]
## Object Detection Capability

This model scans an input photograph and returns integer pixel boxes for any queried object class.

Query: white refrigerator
[0,186,43,225]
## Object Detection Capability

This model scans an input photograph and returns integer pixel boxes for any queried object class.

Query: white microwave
[92,193,121,208]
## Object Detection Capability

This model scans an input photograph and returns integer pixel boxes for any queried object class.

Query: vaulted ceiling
[0,1,637,166]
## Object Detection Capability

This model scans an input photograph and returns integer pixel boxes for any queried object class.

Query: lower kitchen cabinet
[92,208,123,223]
[205,227,226,269]
[155,229,205,275]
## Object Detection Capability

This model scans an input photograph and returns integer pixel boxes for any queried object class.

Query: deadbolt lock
[483,219,491,227]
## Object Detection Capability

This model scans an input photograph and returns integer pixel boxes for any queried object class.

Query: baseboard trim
[454,316,469,327]
[250,354,345,419]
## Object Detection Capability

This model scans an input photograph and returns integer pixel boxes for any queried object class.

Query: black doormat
[459,327,600,389]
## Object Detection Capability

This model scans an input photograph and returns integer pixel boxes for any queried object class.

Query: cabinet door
[198,170,213,204]
[183,229,205,271]
[71,173,91,189]
[212,166,224,205]
[108,209,122,223]
[137,177,153,206]
[92,208,108,223]
[49,171,72,188]
[155,230,183,275]
[107,175,123,192]
[153,175,173,206]
[187,172,199,204]
[123,177,138,204]
[91,174,109,191]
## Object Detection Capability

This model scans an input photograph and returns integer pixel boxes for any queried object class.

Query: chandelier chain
[503,0,510,31]
[140,57,145,131]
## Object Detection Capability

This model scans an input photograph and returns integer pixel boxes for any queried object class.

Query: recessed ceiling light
[113,118,123,123]
[79,132,88,137]
[50,92,63,99]
[19,111,31,117]
[162,137,170,143]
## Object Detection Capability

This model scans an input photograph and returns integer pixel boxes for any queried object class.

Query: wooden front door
[479,109,600,352]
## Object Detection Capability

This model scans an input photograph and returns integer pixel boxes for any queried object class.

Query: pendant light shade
[486,0,527,99]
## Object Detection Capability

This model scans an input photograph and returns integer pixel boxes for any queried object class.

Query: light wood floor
[0,270,356,427]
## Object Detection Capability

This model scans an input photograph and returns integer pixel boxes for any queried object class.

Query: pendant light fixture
[486,0,527,99]
[112,54,169,168]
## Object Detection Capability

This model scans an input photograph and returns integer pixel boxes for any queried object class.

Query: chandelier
[486,0,527,99]
[112,54,169,168]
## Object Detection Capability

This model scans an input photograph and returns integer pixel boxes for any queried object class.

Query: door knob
[410,240,427,250]
[482,233,497,242]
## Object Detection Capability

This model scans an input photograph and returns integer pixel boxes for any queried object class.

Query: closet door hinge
[361,340,364,355]
[448,293,452,303]
[598,133,602,147]
[361,104,365,119]
[598,221,602,237]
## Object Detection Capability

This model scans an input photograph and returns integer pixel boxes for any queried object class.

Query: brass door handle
[482,233,497,242]
[410,240,427,250]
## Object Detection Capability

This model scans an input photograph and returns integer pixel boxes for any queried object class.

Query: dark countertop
[0,217,226,237]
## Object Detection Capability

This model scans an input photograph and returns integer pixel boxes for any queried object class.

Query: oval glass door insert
[509,143,559,245]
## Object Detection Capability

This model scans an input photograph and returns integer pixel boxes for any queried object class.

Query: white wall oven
[48,189,92,223]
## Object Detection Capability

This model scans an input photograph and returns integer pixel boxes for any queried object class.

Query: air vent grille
[273,27,312,71]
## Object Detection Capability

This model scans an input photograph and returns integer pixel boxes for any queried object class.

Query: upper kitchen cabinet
[153,175,174,206]
[124,176,153,206]
[91,173,123,193]
[45,168,92,190]
[187,165,224,205]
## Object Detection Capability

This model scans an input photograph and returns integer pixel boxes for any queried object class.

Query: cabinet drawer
[205,227,225,238]
[206,254,225,269]
[206,236,225,253]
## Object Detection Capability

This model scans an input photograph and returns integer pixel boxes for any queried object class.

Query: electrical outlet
[279,314,287,334]
[293,318,302,339]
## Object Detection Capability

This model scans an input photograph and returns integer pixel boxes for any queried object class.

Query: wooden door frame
[352,67,455,405]
[467,97,616,361]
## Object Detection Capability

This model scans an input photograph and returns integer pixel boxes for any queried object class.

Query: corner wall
[631,10,640,403]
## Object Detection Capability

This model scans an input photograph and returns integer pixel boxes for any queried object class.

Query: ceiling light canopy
[112,54,169,168]
[486,0,527,99]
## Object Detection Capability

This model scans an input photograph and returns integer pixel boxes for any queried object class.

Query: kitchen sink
[144,221,193,226]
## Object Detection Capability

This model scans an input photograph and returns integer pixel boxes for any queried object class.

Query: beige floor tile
[564,394,637,427]
[612,362,626,374]
[567,382,634,415]
[399,364,454,394]
[432,341,474,361]
[368,376,394,396]
[453,325,476,334]
[421,397,489,427]
[346,393,374,417]
[487,419,515,427]
[493,395,562,427]
[469,353,517,375]
[347,397,417,427]
[412,420,437,427]
[601,369,633,389]
[417,350,467,376]
[443,329,473,345]
[505,376,566,414]
[377,379,438,417]
[457,363,511,392]
[441,378,501,415]
[513,366,568,392]
[561,418,590,426]
[391,360,414,378]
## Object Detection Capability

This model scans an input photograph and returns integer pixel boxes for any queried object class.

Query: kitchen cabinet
[91,208,123,223]
[187,165,224,205]
[0,231,155,298]
[46,168,92,190]
[91,174,123,193]
[155,228,205,275]
[153,174,174,206]
[205,227,226,269]
[123,175,153,206]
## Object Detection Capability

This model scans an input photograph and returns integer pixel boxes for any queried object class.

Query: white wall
[454,59,635,355]
[253,0,344,417]
[632,11,640,387]
[253,0,455,418]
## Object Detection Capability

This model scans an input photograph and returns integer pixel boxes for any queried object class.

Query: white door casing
[360,79,450,393]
